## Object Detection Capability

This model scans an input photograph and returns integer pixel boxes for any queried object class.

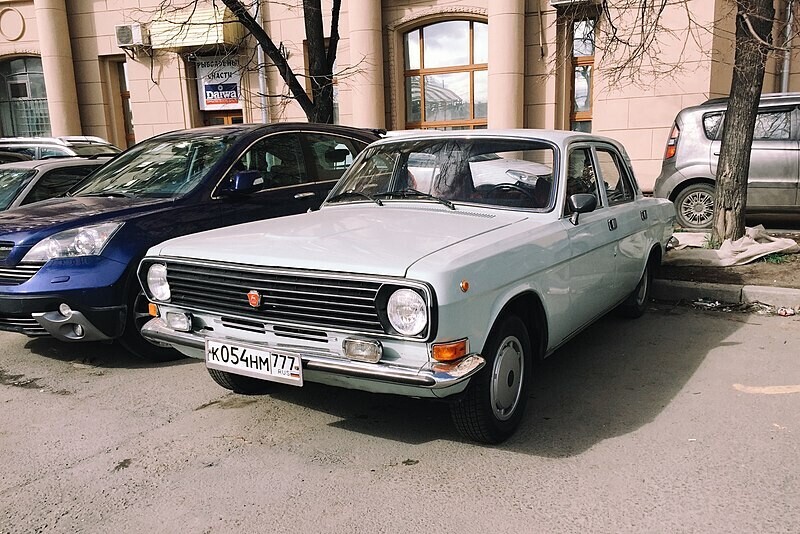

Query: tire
[674,183,715,229]
[207,368,272,395]
[450,315,532,444]
[119,285,185,362]
[619,258,654,318]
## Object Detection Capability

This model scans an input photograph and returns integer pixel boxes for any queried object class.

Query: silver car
[653,92,800,229]
[138,130,675,444]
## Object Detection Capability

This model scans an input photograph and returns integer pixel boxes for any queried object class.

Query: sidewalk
[652,277,800,309]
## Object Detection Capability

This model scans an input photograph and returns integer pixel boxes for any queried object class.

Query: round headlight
[146,263,170,301]
[387,288,427,336]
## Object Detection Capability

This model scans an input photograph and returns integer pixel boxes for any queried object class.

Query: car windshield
[71,134,236,198]
[70,144,121,156]
[0,168,36,210]
[327,138,557,210]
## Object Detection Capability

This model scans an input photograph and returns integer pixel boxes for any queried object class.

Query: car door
[301,132,368,203]
[559,145,618,336]
[710,106,799,208]
[593,144,648,301]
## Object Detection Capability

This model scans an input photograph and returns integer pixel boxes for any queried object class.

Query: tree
[147,0,341,123]
[560,0,794,242]
[221,0,341,123]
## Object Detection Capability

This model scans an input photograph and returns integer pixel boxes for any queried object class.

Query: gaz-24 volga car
[138,130,676,443]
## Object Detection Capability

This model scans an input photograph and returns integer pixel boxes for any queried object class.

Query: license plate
[205,339,303,387]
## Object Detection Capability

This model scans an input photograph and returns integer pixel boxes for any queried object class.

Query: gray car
[653,92,800,229]
[0,136,121,160]
[0,157,110,211]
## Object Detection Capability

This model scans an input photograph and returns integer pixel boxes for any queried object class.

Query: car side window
[565,147,600,214]
[303,134,366,183]
[753,110,790,140]
[2,146,37,158]
[40,146,71,158]
[595,148,634,205]
[232,133,308,189]
[21,167,97,205]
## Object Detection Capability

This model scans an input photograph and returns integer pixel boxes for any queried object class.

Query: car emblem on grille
[247,290,261,308]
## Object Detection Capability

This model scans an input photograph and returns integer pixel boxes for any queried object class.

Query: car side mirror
[221,170,264,196]
[568,193,597,225]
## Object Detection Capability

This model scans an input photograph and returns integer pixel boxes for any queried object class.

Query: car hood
[0,196,175,244]
[151,203,528,277]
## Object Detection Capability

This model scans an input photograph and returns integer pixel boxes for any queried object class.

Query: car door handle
[640,209,648,221]
[294,192,315,199]
[608,218,618,231]
[713,151,720,156]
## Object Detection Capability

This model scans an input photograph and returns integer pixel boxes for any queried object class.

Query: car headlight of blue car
[22,222,123,262]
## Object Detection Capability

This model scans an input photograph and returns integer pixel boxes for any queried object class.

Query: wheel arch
[669,176,715,202]
[485,290,548,361]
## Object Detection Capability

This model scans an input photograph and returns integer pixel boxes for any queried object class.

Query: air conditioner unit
[115,23,149,48]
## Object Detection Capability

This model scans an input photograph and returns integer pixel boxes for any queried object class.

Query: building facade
[0,0,796,191]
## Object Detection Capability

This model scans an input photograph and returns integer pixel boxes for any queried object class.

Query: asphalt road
[1,303,798,533]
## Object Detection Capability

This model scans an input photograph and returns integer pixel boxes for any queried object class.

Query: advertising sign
[196,56,242,111]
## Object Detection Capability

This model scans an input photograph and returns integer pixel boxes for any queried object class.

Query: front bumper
[0,294,125,340]
[142,317,485,398]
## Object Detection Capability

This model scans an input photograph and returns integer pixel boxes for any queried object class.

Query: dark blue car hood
[0,196,176,245]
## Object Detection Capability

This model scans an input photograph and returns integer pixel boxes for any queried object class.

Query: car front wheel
[674,182,715,229]
[119,285,184,362]
[450,315,532,444]
[207,368,272,395]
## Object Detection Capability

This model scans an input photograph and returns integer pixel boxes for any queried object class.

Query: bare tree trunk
[711,0,774,244]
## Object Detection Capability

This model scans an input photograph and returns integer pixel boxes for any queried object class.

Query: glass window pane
[570,120,592,133]
[474,70,487,119]
[423,21,470,68]
[753,111,790,140]
[424,72,470,122]
[405,76,421,123]
[573,65,592,112]
[703,113,723,139]
[473,22,488,63]
[573,19,595,56]
[404,30,420,70]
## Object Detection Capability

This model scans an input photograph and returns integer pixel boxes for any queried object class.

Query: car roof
[369,128,623,148]
[148,122,384,142]
[0,157,108,171]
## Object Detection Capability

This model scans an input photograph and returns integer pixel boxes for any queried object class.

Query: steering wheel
[487,183,535,201]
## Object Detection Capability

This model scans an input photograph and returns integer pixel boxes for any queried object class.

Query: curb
[653,279,800,308]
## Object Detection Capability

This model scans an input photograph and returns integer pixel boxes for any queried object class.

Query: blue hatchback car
[0,123,379,360]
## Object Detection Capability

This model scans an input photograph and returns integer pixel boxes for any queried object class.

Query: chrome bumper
[141,317,485,390]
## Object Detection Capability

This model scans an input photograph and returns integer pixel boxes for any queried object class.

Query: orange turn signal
[432,339,468,362]
[148,302,159,317]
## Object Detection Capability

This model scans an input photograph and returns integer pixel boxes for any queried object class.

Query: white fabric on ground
[664,225,800,266]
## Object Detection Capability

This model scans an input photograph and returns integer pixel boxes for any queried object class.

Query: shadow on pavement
[258,302,742,453]
[23,337,193,370]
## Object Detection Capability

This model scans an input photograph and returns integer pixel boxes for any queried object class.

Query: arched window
[403,20,487,130]
[0,57,51,137]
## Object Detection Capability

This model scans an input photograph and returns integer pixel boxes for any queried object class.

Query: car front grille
[165,261,387,334]
[0,264,43,286]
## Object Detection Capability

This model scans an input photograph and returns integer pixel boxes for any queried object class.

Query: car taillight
[665,123,680,159]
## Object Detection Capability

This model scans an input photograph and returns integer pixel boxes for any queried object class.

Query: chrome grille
[0,264,43,286]
[166,262,386,334]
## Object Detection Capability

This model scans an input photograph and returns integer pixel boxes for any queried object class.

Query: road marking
[733,383,800,395]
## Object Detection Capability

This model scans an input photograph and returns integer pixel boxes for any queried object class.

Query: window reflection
[573,65,592,112]
[573,20,595,57]
[403,20,488,129]
[423,21,470,68]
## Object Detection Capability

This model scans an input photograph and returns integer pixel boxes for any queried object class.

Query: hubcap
[680,190,714,226]
[491,335,524,421]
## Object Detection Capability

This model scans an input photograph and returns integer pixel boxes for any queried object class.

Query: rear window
[70,144,121,156]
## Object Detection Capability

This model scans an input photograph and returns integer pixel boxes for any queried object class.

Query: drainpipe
[781,0,794,93]
[250,3,270,123]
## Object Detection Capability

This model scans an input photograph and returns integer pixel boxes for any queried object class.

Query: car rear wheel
[450,315,531,444]
[207,368,272,395]
[119,285,184,362]
[619,258,654,318]
[675,183,715,229]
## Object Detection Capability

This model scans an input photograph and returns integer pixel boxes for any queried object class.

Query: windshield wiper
[327,190,383,206]
[77,191,134,198]
[382,188,455,210]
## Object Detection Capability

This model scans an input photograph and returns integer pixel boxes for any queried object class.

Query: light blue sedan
[138,130,675,443]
